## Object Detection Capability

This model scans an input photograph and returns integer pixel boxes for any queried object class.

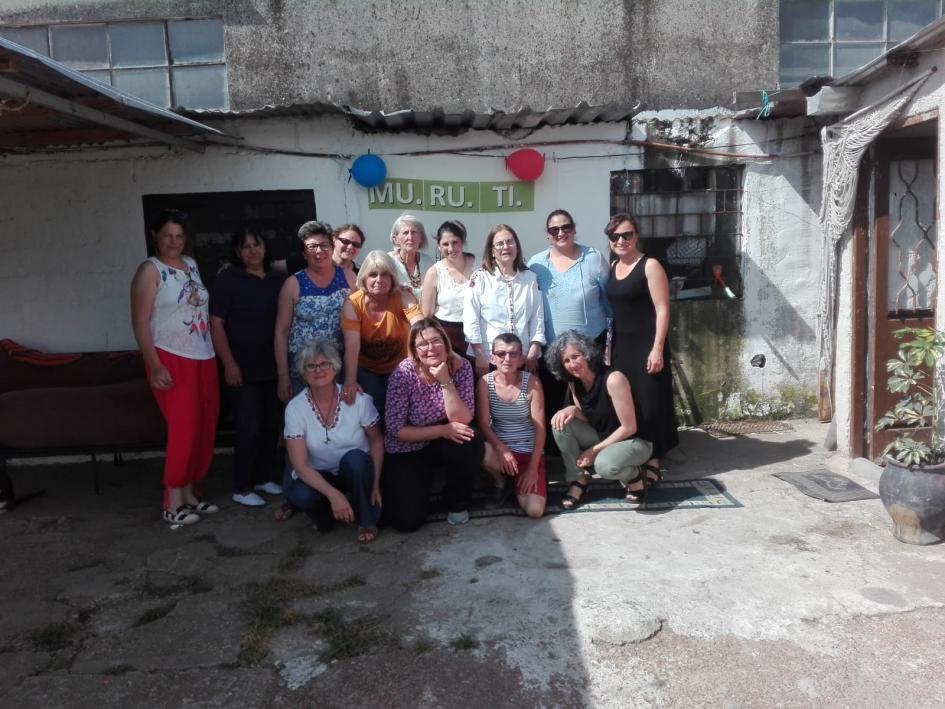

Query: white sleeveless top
[147,256,215,360]
[433,258,472,322]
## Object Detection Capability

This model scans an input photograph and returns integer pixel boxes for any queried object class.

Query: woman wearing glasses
[527,209,610,449]
[605,212,678,495]
[283,339,383,544]
[332,224,365,276]
[130,209,219,526]
[420,220,476,359]
[382,319,483,531]
[275,221,356,405]
[463,224,545,379]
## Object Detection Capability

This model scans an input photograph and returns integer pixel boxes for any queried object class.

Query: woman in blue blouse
[527,208,610,450]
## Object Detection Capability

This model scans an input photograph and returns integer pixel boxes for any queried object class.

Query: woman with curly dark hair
[546,330,655,510]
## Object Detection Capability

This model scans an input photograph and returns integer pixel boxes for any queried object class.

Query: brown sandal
[357,526,379,544]
[274,503,295,521]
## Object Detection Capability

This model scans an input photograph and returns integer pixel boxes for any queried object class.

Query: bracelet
[438,379,452,389]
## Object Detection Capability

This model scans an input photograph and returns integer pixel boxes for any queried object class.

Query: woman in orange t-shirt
[341,250,423,417]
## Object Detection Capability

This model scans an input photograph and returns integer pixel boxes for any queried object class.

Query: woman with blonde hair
[341,250,423,415]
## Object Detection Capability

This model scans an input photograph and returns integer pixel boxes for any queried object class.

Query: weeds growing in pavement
[449,633,479,651]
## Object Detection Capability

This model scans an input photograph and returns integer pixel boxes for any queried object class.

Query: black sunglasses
[547,224,575,236]
[608,231,637,243]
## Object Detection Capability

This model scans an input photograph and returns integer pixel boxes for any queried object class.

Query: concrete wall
[632,111,823,422]
[1,0,779,111]
[0,109,823,422]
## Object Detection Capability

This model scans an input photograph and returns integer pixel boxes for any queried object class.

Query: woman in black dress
[604,213,678,485]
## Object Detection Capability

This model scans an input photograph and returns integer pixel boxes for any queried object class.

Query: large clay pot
[879,457,945,545]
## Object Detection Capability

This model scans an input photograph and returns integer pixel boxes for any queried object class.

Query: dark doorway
[141,189,316,289]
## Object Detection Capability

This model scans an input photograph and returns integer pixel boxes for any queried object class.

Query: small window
[610,166,744,300]
[0,26,49,55]
[0,19,227,109]
[779,0,943,85]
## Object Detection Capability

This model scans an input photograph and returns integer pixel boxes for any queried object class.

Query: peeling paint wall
[1,0,779,111]
[632,112,823,422]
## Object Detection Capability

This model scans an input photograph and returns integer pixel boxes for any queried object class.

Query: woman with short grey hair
[282,338,383,543]
[546,330,656,510]
[389,213,434,301]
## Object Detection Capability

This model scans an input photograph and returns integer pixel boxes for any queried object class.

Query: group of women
[131,207,678,539]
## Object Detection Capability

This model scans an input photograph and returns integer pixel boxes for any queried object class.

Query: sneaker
[254,482,284,495]
[232,491,266,507]
[163,506,200,526]
[482,483,509,510]
[447,510,470,526]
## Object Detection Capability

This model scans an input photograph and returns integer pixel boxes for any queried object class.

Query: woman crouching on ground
[382,318,483,531]
[477,332,547,518]
[546,330,655,510]
[283,339,383,543]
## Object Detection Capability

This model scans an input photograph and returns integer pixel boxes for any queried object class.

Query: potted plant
[875,326,945,544]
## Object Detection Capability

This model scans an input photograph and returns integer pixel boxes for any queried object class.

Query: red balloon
[506,148,545,181]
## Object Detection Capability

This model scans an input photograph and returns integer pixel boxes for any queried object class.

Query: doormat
[703,420,794,438]
[773,470,879,503]
[425,479,741,522]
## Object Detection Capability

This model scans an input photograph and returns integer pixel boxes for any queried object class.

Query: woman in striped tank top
[476,333,548,518]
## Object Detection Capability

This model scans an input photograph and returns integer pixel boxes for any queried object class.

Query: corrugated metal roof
[0,37,222,152]
[183,100,638,134]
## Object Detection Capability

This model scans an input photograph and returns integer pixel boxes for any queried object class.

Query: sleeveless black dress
[605,257,678,458]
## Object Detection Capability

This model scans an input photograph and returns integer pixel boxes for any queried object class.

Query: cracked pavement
[1,419,944,708]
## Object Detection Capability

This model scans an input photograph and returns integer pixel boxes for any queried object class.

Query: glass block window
[610,166,744,300]
[780,1,942,86]
[0,19,227,109]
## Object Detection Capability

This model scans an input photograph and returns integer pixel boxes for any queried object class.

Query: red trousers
[147,349,219,506]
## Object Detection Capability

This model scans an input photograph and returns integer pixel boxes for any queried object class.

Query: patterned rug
[426,478,742,521]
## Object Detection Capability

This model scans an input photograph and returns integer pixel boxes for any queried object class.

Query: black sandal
[561,478,589,510]
[625,464,662,504]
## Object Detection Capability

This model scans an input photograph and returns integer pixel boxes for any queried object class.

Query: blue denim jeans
[286,449,379,530]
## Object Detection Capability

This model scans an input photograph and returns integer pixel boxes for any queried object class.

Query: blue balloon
[351,154,387,188]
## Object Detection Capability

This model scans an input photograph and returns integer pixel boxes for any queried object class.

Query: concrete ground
[1,419,943,709]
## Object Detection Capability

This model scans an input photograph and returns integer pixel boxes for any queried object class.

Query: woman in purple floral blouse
[381,318,484,530]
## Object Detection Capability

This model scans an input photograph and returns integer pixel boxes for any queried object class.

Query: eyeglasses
[303,361,334,372]
[416,339,445,352]
[493,240,517,250]
[547,224,575,236]
[608,231,637,243]
[303,242,332,252]
[337,237,363,249]
[493,350,522,359]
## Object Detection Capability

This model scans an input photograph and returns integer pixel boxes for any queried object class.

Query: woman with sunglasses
[382,318,483,531]
[605,212,678,493]
[527,209,610,450]
[282,339,383,544]
[464,224,545,379]
[420,220,476,359]
[275,221,357,405]
[332,224,365,276]
[210,228,287,507]
[130,209,219,526]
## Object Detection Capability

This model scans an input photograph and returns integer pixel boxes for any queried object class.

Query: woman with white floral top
[283,339,383,544]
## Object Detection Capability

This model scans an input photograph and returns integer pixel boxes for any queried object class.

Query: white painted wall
[0,111,825,420]
[0,117,628,352]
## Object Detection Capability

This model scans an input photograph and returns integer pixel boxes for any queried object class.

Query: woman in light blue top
[527,208,610,450]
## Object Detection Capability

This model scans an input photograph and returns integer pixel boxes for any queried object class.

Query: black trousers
[228,379,283,493]
[381,433,485,532]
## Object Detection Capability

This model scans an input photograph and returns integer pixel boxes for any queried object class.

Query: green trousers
[553,418,653,483]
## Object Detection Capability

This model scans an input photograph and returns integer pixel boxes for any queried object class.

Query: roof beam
[0,75,204,152]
